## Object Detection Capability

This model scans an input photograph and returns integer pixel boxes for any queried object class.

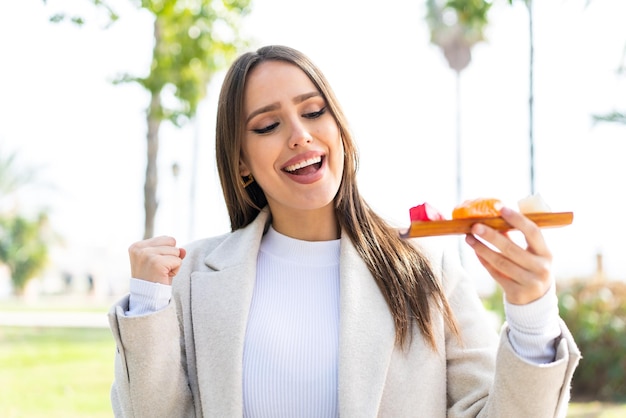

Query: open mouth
[283,156,323,175]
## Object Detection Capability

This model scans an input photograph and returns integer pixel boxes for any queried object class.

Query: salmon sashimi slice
[452,198,503,219]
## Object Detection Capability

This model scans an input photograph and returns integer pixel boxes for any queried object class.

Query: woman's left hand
[465,206,553,305]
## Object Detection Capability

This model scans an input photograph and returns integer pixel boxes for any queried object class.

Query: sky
[1,0,625,296]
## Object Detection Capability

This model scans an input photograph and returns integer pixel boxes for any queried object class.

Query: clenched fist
[128,236,187,285]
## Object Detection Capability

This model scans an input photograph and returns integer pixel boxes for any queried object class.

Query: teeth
[284,156,321,172]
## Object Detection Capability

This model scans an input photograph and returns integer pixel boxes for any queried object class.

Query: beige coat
[109,209,580,417]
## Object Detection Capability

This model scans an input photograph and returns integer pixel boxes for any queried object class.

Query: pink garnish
[410,202,446,222]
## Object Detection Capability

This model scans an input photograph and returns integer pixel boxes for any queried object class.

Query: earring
[241,173,254,188]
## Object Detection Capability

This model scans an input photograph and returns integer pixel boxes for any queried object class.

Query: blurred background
[2,0,626,297]
[1,0,625,416]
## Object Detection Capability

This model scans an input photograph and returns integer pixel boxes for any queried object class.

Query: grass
[0,326,115,418]
[0,297,111,313]
[568,402,626,417]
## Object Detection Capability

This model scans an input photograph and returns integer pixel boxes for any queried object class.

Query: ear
[239,159,251,177]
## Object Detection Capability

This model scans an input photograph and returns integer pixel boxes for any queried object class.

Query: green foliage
[593,112,626,126]
[0,149,52,295]
[425,0,492,42]
[116,0,251,125]
[445,0,492,28]
[425,0,493,72]
[45,0,250,124]
[483,279,626,402]
[45,0,119,27]
[481,286,505,323]
[558,280,626,401]
[0,213,51,294]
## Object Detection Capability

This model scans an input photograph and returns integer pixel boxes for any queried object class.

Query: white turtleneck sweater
[125,227,561,416]
[241,226,340,418]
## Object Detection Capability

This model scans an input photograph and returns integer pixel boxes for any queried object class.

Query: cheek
[331,127,343,158]
[322,123,341,147]
[331,135,345,175]
[241,139,276,176]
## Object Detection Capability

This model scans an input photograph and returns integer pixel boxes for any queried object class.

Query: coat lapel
[190,210,269,416]
[338,237,396,417]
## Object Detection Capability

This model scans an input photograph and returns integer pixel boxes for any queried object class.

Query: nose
[287,118,313,148]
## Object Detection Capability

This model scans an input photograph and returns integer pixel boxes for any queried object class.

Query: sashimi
[452,198,503,219]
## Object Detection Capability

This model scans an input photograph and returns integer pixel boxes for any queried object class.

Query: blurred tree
[0,214,51,295]
[426,0,540,199]
[0,149,51,295]
[559,280,626,400]
[47,0,251,239]
[425,0,491,210]
[426,0,490,74]
[425,0,491,263]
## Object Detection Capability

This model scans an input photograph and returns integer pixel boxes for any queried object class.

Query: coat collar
[190,208,396,416]
[337,237,396,417]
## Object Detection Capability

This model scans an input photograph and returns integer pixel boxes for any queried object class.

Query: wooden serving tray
[401,212,573,238]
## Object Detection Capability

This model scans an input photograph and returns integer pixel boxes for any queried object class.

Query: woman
[109,45,580,417]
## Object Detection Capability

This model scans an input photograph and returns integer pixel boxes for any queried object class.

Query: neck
[269,204,339,241]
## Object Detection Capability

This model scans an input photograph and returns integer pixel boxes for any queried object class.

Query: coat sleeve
[440,249,581,418]
[108,295,196,418]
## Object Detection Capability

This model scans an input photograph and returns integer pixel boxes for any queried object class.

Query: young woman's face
[240,60,344,216]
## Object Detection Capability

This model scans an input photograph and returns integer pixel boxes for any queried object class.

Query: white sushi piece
[517,193,552,214]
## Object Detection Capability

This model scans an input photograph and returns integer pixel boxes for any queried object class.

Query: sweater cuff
[504,281,562,364]
[126,278,172,317]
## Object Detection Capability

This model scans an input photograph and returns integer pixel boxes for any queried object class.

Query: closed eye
[304,107,327,119]
[252,122,279,134]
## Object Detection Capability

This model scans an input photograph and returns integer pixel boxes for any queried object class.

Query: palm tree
[425,0,491,207]
[47,0,251,239]
[425,0,491,263]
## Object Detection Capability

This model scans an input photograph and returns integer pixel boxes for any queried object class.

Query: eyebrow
[245,91,322,124]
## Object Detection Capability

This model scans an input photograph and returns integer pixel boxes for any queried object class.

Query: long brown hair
[215,45,459,348]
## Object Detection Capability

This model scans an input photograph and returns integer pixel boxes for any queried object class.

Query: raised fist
[128,236,187,285]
